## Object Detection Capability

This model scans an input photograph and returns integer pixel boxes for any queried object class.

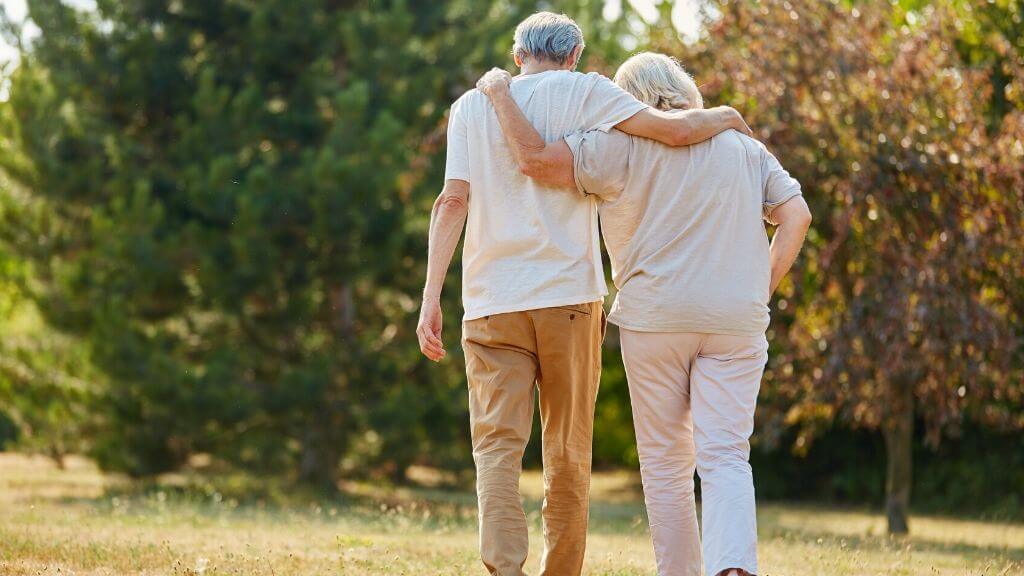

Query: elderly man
[475,53,812,576]
[416,13,749,576]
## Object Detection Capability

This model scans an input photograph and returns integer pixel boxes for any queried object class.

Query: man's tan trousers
[462,301,605,576]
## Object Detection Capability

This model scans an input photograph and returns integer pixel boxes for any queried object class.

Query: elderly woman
[476,53,811,576]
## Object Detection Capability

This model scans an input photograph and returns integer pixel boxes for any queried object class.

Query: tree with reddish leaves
[652,0,1024,534]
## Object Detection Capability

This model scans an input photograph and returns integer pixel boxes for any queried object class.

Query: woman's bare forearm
[489,91,545,167]
[768,197,812,295]
[769,223,806,295]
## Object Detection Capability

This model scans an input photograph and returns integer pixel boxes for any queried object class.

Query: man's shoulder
[581,70,614,83]
[562,70,612,82]
[560,70,615,88]
[520,69,613,89]
[451,88,486,112]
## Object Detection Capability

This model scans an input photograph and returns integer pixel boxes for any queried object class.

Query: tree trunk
[295,283,354,491]
[883,381,914,535]
[49,444,66,471]
[299,427,339,492]
[390,459,409,485]
[330,284,354,337]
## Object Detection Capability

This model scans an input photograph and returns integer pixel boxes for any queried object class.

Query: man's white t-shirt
[444,70,648,321]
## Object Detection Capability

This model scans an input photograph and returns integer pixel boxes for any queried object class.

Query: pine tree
[0,0,534,485]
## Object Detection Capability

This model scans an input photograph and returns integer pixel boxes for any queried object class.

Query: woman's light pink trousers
[620,329,768,576]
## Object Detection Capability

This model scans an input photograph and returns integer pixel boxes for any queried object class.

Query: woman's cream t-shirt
[564,129,802,336]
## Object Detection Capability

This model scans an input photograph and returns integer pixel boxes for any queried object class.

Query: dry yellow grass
[0,453,1020,575]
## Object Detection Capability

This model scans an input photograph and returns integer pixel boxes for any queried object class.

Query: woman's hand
[476,67,513,98]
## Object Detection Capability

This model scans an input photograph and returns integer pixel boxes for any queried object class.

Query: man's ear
[567,45,583,69]
[514,53,523,68]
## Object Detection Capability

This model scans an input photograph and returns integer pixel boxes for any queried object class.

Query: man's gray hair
[512,12,585,65]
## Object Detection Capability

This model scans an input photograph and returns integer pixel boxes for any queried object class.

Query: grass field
[0,454,1021,575]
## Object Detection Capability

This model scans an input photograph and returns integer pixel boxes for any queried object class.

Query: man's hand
[417,296,446,362]
[476,67,512,98]
[419,179,468,361]
[723,106,754,137]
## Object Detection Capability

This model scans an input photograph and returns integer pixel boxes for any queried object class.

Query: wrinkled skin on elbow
[668,123,696,147]
[798,205,813,228]
[436,184,469,213]
[770,196,812,229]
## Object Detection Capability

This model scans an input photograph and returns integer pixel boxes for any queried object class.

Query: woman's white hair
[614,52,704,111]
[512,12,585,65]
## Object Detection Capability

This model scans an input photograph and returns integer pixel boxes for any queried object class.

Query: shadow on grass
[49,468,482,534]
[41,464,1023,566]
[757,503,1024,563]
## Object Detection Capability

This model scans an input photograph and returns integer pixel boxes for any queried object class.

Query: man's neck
[520,60,571,76]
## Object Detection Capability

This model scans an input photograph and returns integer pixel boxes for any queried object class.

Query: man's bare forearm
[616,106,751,146]
[675,107,748,144]
[423,181,469,300]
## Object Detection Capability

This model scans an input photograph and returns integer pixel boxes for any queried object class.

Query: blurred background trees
[651,0,1024,535]
[0,0,1020,533]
